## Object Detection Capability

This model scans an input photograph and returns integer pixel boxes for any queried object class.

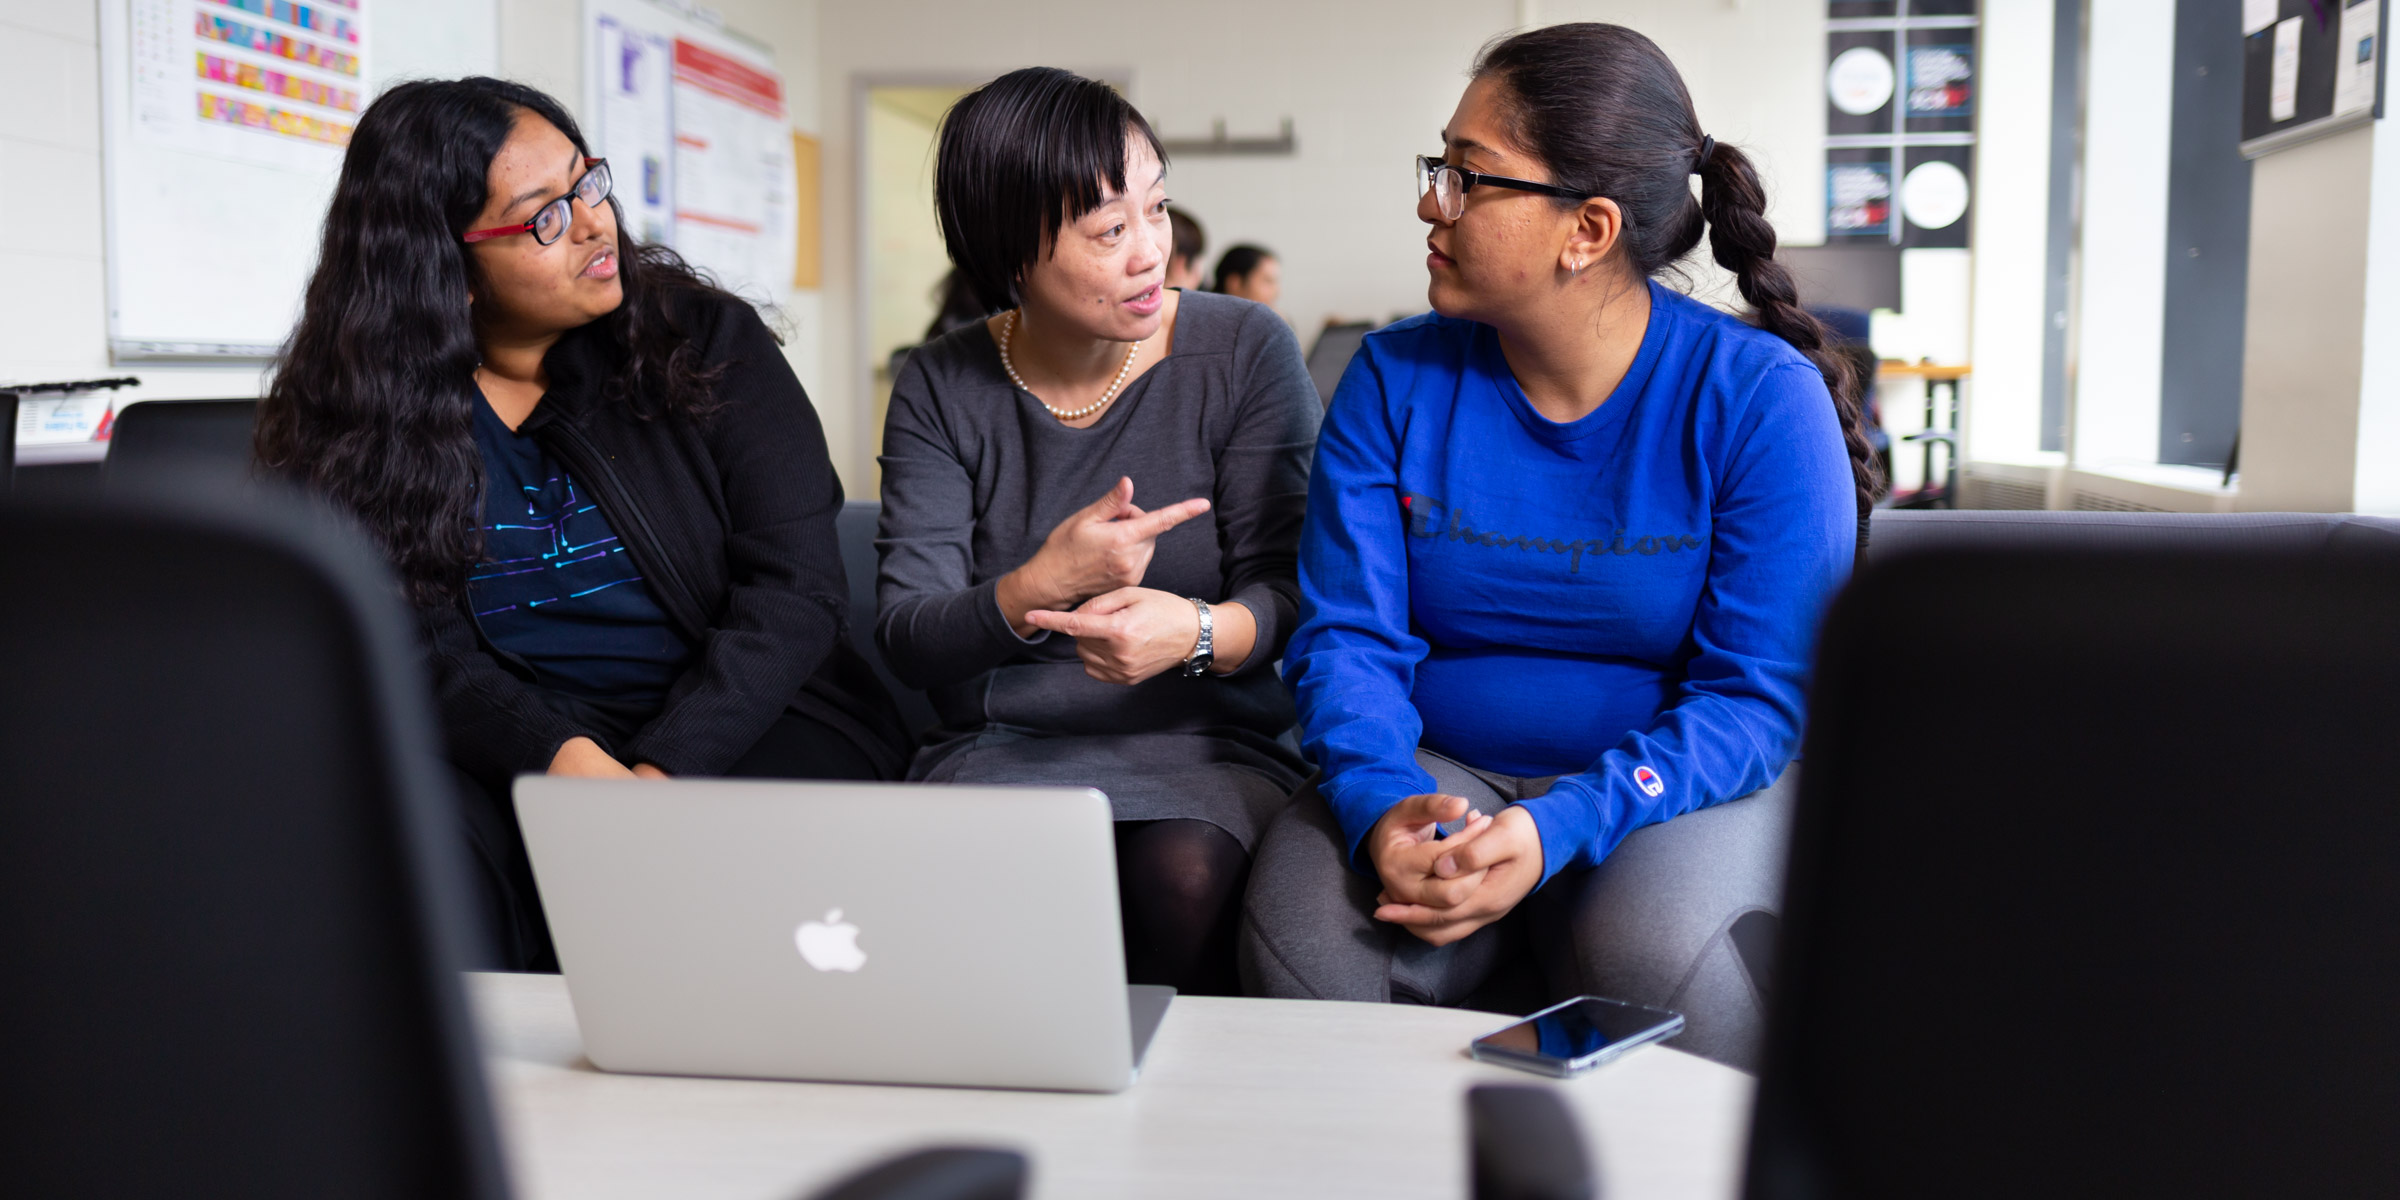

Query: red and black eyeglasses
[462,158,613,246]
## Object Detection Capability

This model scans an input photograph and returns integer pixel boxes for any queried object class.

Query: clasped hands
[1366,793,1545,946]
[1001,477,1229,685]
[549,735,671,780]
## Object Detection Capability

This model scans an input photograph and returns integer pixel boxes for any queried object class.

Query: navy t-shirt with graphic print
[467,396,692,706]
[1284,281,1856,885]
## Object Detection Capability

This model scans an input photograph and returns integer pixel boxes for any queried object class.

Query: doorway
[857,81,976,492]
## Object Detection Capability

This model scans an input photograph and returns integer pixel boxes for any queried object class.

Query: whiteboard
[98,0,498,360]
[584,0,796,307]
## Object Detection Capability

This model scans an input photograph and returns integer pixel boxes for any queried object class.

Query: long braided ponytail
[1696,143,1885,528]
[1473,24,1885,534]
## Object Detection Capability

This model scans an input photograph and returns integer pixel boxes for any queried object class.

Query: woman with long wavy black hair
[1242,24,1879,1070]
[256,78,910,970]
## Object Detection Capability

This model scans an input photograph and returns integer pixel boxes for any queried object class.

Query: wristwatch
[1182,597,1215,676]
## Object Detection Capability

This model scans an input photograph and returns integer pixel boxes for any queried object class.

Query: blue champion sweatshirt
[1285,281,1855,886]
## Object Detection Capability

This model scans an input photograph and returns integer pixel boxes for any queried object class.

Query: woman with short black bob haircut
[257,78,910,969]
[876,67,1320,996]
[1243,25,1880,1068]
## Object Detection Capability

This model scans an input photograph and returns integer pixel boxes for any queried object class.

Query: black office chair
[837,499,941,741]
[102,397,259,492]
[806,1147,1027,1200]
[1469,1085,1594,1200]
[1306,320,1375,406]
[0,484,510,1199]
[1,391,16,497]
[1747,547,2400,1198]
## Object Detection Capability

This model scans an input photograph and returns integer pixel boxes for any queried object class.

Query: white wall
[1964,0,2056,465]
[2356,113,2400,514]
[1545,0,1827,246]
[2071,0,2176,472]
[815,0,1831,485]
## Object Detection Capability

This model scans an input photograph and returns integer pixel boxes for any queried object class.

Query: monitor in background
[1778,244,1903,314]
[1307,321,1375,406]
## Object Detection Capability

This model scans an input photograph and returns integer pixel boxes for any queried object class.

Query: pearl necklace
[998,309,1140,421]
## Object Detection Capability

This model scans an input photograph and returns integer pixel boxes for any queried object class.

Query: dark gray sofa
[838,503,2400,744]
[1865,508,2400,561]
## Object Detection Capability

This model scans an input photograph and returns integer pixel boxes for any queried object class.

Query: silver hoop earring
[1571,260,1586,279]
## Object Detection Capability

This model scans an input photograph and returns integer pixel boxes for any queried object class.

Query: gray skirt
[908,726,1305,851]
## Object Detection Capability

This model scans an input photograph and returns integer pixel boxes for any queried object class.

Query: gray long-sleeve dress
[875,290,1321,847]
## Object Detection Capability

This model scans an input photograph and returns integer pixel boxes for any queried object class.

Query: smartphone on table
[1468,995,1685,1078]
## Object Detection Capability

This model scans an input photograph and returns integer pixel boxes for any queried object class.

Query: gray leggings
[1237,749,1795,1071]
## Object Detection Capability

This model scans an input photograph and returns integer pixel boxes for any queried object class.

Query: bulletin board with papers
[583,0,796,305]
[2241,0,2388,158]
[96,0,499,360]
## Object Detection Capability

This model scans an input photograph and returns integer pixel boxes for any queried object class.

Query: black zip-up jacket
[422,291,909,782]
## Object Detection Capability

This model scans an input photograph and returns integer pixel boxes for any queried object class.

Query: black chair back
[1,391,15,496]
[103,398,259,492]
[1747,547,2400,1198]
[0,485,510,1199]
[1306,321,1374,406]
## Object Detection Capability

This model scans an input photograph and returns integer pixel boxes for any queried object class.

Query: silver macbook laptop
[514,778,1173,1093]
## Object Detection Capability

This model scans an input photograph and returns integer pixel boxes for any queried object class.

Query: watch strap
[1182,597,1214,676]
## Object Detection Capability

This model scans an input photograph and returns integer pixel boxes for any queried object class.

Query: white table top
[468,973,1752,1200]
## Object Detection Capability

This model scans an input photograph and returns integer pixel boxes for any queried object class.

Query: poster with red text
[669,38,794,304]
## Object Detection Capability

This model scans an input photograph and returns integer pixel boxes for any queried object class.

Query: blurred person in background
[1166,208,1207,291]
[890,269,992,380]
[1213,243,1282,308]
[923,268,990,340]
[877,67,1320,996]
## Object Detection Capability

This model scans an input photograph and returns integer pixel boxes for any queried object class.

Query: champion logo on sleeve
[1632,765,1664,797]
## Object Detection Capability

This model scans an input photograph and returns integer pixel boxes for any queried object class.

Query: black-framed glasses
[463,158,613,246]
[1416,155,1589,220]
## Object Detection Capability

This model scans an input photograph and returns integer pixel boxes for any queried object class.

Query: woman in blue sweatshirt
[1238,24,1880,1069]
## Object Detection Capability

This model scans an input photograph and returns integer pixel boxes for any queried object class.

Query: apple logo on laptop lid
[796,908,867,973]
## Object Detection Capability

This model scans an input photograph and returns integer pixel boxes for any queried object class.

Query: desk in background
[1876,361,1969,509]
[469,972,1752,1200]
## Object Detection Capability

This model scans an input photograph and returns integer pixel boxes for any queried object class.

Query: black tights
[1113,818,1250,997]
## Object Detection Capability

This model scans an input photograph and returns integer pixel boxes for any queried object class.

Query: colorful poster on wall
[670,38,794,303]
[1906,44,1974,117]
[129,0,368,171]
[1828,160,1894,238]
[593,15,674,245]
